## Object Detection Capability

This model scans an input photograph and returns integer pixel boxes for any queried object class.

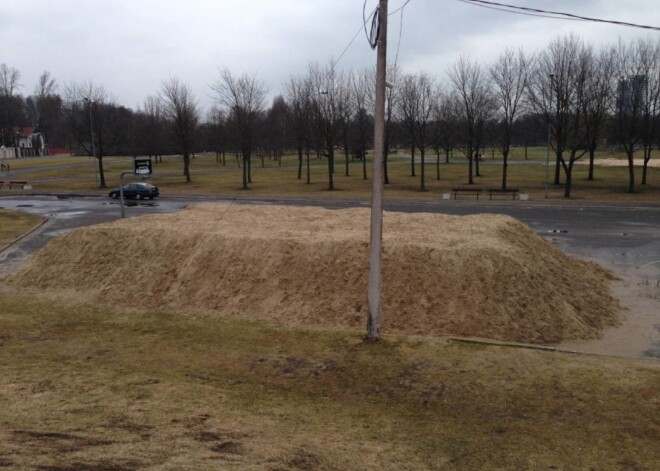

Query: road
[1,194,659,358]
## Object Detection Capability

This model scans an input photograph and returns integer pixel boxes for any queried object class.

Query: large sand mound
[8,204,619,343]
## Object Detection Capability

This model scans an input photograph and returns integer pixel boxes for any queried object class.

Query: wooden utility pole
[366,0,388,341]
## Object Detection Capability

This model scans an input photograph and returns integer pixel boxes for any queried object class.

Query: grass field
[2,148,660,202]
[0,209,43,247]
[1,172,659,469]
[0,290,658,470]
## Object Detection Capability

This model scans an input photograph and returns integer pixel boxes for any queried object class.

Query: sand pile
[7,204,619,344]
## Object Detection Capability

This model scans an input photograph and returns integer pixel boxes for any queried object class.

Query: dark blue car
[108,182,159,200]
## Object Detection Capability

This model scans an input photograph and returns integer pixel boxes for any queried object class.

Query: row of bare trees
[2,34,659,195]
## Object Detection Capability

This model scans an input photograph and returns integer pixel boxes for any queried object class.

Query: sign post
[134,158,152,176]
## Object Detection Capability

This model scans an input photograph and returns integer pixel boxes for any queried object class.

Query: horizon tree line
[1,33,659,196]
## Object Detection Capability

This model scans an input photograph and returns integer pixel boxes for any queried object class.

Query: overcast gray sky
[2,0,659,113]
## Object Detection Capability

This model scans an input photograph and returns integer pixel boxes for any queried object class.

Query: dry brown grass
[0,209,43,247]
[0,290,658,470]
[8,204,620,344]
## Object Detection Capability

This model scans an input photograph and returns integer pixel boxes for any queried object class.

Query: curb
[0,217,49,255]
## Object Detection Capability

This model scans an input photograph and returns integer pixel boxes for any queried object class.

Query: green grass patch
[0,290,658,469]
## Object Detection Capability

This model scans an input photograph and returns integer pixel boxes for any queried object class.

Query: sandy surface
[7,204,620,345]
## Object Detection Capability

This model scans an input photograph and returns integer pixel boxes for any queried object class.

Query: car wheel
[112,193,118,199]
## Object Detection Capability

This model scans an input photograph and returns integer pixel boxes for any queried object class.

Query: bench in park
[451,187,483,200]
[487,188,520,200]
[8,180,29,189]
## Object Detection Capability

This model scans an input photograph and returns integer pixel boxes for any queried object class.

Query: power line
[390,0,412,16]
[333,6,377,70]
[456,0,585,22]
[392,0,408,69]
[460,0,660,31]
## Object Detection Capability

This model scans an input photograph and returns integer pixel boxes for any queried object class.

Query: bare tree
[640,39,660,185]
[63,80,117,187]
[433,91,459,172]
[490,49,530,190]
[160,77,200,183]
[0,63,21,96]
[207,106,228,165]
[284,75,314,183]
[613,39,651,193]
[262,95,288,166]
[353,69,373,180]
[398,72,437,191]
[583,47,615,181]
[31,71,61,146]
[0,63,22,148]
[212,69,266,190]
[309,62,344,191]
[336,71,354,177]
[449,56,490,184]
[529,34,588,191]
[142,95,166,163]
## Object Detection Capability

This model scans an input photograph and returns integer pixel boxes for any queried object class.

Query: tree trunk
[445,148,450,164]
[384,150,389,184]
[564,160,574,198]
[420,148,426,191]
[344,145,350,176]
[327,147,334,190]
[248,155,252,183]
[436,150,440,181]
[501,150,508,191]
[475,150,481,177]
[524,144,528,160]
[306,147,311,184]
[242,155,248,189]
[410,145,416,177]
[642,147,651,185]
[468,149,474,185]
[627,149,635,193]
[98,155,107,188]
[362,148,367,180]
[384,129,390,184]
[587,145,595,181]
[554,152,561,185]
[183,152,191,183]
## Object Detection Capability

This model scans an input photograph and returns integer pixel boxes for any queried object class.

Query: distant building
[617,75,648,115]
[12,127,49,157]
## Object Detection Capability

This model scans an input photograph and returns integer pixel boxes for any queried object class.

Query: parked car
[108,182,159,199]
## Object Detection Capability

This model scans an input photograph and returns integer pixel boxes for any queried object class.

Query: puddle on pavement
[50,211,89,219]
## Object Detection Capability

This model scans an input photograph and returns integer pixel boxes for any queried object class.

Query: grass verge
[0,209,44,248]
[0,290,658,470]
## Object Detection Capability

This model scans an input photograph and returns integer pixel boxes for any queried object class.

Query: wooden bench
[8,180,29,189]
[451,187,482,200]
[487,188,520,200]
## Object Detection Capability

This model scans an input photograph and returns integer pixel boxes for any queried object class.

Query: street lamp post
[544,73,555,199]
[84,97,98,186]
